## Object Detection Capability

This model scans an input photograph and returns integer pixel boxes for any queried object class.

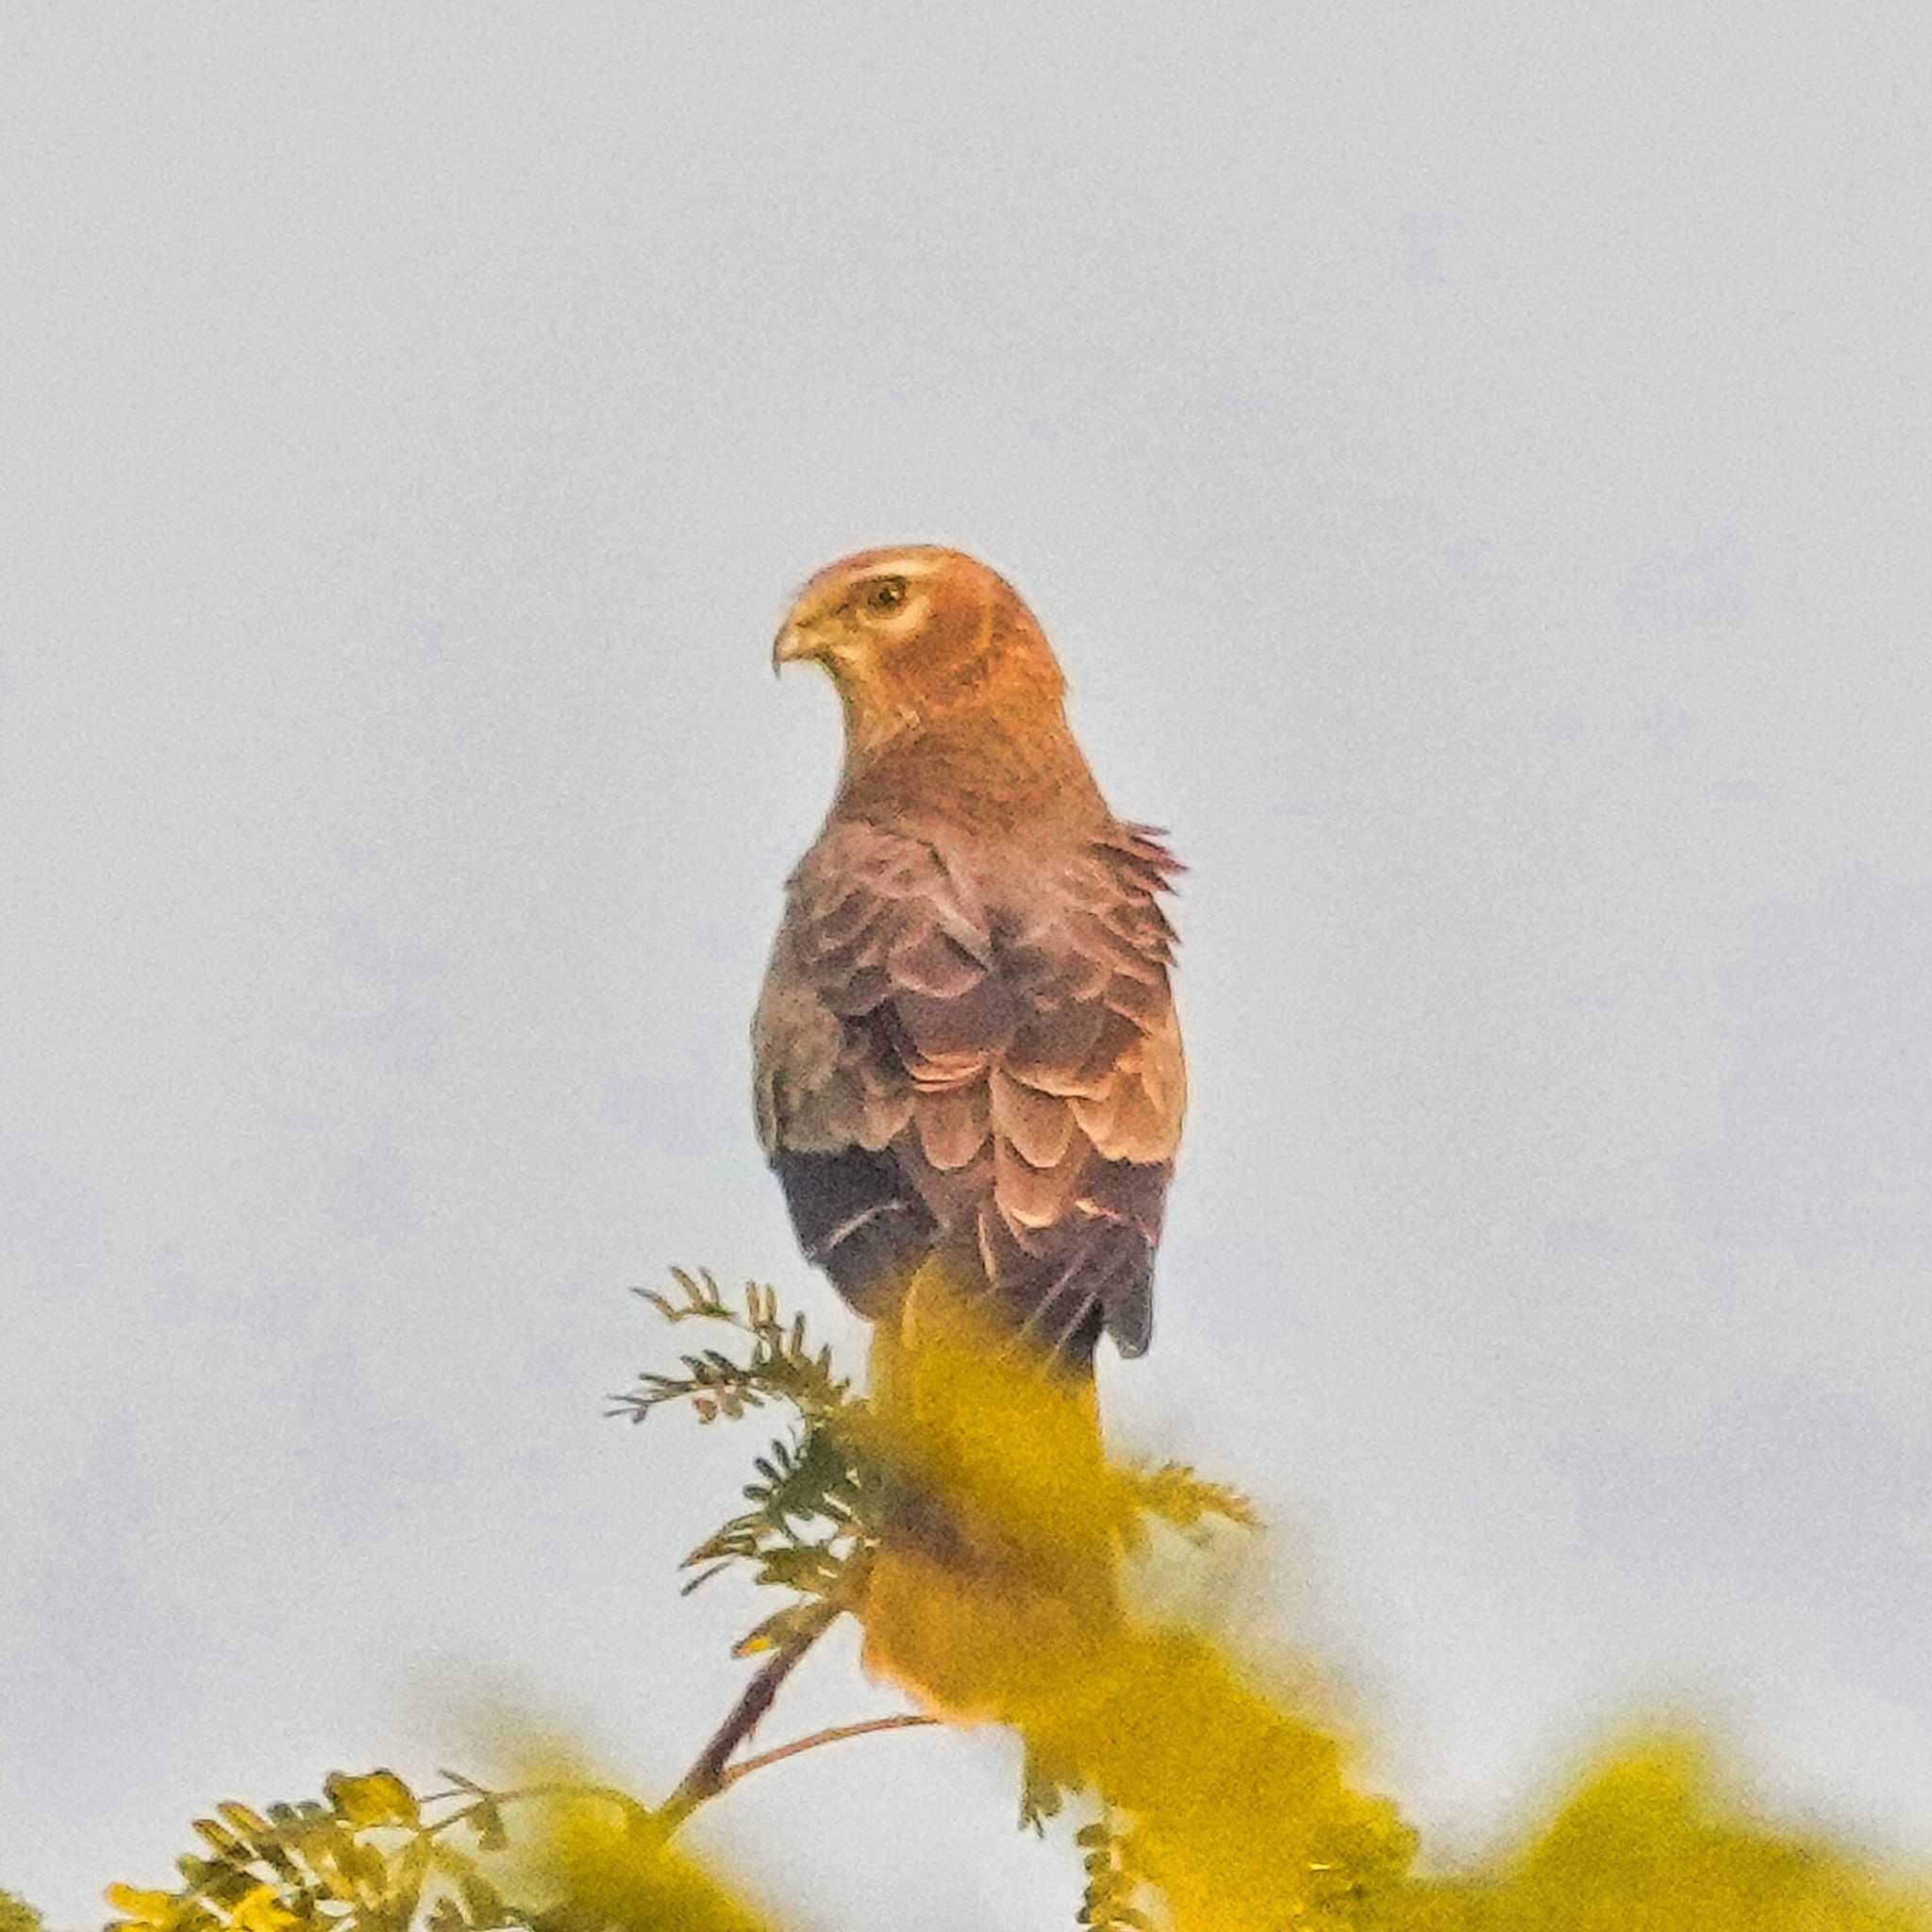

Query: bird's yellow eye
[862,576,908,616]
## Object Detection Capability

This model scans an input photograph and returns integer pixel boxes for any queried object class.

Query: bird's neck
[834,704,1106,838]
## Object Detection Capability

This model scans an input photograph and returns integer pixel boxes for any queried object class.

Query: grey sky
[4,3,1929,1924]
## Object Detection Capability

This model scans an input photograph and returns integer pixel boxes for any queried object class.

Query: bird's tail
[858,1251,1121,1725]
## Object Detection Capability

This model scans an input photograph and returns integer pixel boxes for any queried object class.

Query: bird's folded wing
[753,817,1183,1357]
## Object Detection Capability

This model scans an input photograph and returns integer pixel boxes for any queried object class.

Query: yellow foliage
[1395,1738,1932,1932]
[106,1759,778,1932]
[322,1770,420,1830]
[104,1889,176,1926]
[102,1273,1932,1932]
[855,1276,1414,1926]
[844,1278,1932,1930]
[225,1887,296,1932]
[522,1781,775,1932]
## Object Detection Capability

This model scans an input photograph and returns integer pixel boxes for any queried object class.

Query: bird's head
[773,545,1066,755]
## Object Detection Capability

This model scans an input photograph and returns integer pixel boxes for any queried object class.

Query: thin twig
[421,1780,654,1840]
[657,1598,844,1833]
[719,1714,936,1789]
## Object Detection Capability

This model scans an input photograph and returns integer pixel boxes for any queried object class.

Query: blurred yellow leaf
[190,1819,245,1857]
[537,1790,773,1932]
[484,1740,772,1932]
[102,1889,175,1926]
[227,1887,296,1932]
[851,1279,1416,1929]
[1400,1736,1932,1932]
[215,1805,272,1841]
[324,1769,420,1830]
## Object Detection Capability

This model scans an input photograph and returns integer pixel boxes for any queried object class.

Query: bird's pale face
[773,546,1060,751]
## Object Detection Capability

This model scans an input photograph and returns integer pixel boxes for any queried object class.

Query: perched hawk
[753,545,1185,1376]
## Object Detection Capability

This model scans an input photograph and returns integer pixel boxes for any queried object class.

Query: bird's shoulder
[783,810,1179,941]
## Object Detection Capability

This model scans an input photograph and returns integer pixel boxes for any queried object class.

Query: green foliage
[614,1270,847,1425]
[1074,1812,1154,1931]
[102,1764,764,1932]
[612,1272,877,1648]
[611,1271,1257,1666]
[105,1770,534,1932]
[1,1890,46,1932]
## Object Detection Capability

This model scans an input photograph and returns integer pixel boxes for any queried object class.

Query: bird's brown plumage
[755,545,1185,1372]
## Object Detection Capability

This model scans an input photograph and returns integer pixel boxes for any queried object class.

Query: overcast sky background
[4,3,1930,1924]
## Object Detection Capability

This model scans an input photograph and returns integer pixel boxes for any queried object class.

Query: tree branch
[719,1714,936,1790]
[657,1598,845,1833]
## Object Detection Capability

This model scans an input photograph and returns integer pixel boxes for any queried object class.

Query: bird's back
[754,804,1184,1371]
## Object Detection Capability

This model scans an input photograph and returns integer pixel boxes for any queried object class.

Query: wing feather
[753,816,1183,1364]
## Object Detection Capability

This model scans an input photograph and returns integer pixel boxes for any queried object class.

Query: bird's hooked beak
[772,617,826,676]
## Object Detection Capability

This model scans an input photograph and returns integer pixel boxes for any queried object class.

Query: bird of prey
[753,545,1184,1708]
[755,544,1184,1374]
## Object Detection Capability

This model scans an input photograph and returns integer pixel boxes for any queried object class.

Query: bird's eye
[863,576,908,615]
